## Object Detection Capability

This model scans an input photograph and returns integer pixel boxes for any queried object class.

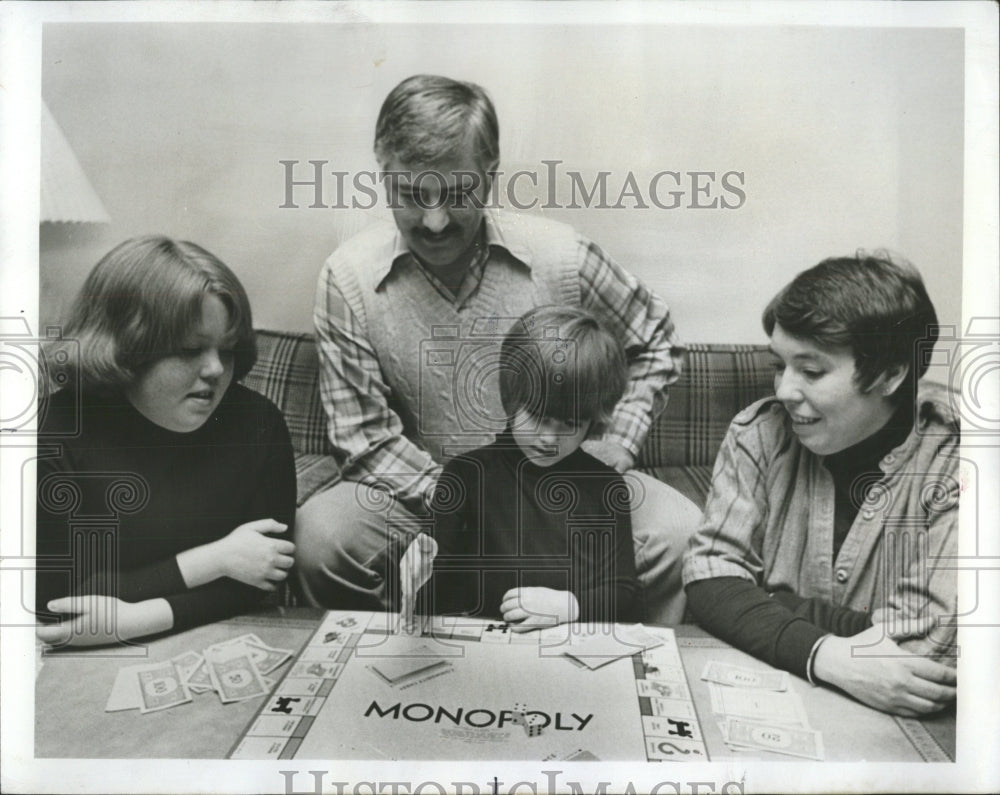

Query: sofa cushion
[242,330,332,456]
[294,453,342,506]
[637,465,714,510]
[637,344,774,469]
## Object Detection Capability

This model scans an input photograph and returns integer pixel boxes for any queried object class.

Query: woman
[36,236,296,646]
[682,253,958,717]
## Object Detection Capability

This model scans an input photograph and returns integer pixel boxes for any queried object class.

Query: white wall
[40,23,964,343]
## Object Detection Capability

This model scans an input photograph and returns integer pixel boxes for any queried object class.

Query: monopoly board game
[229,610,706,762]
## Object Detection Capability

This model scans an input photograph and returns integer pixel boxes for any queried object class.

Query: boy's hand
[580,440,634,473]
[500,587,580,631]
[217,519,295,591]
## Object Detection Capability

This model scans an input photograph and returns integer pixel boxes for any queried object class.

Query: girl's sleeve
[167,400,298,630]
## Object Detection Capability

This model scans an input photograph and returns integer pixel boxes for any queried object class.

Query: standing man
[296,74,701,625]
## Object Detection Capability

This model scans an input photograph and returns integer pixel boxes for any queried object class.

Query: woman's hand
[36,595,173,647]
[813,623,957,717]
[500,587,580,632]
[216,519,295,591]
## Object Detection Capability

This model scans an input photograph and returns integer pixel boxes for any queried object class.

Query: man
[296,74,701,625]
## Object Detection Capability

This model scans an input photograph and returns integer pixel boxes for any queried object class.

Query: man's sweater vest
[329,212,581,463]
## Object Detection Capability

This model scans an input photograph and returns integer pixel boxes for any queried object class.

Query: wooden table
[35,608,955,762]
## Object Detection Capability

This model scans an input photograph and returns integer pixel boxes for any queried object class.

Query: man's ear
[876,362,910,398]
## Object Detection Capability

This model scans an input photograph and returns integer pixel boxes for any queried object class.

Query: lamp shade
[40,100,110,224]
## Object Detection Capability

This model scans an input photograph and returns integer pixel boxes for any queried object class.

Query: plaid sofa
[241,330,776,510]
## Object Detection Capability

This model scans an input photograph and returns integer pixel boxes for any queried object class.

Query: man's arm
[314,260,442,509]
[577,238,684,465]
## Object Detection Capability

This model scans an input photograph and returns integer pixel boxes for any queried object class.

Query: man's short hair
[499,305,628,425]
[762,252,939,403]
[374,74,499,172]
[46,235,257,391]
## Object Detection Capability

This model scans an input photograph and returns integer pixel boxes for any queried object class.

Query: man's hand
[36,595,173,647]
[500,587,580,632]
[216,519,295,591]
[813,623,957,717]
[580,439,634,473]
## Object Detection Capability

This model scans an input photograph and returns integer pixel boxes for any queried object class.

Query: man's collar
[376,210,531,291]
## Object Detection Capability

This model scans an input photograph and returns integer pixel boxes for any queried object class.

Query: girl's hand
[36,595,173,647]
[217,519,295,591]
[500,587,580,632]
[813,623,957,717]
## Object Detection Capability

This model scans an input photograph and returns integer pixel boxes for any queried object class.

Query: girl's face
[125,293,235,432]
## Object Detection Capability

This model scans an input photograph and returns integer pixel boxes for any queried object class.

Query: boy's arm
[573,476,641,623]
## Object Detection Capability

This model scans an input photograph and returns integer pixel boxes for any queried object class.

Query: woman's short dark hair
[499,305,628,426]
[762,252,938,403]
[46,235,256,391]
[374,74,499,172]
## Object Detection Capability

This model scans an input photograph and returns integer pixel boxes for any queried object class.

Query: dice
[524,714,544,737]
[512,702,528,726]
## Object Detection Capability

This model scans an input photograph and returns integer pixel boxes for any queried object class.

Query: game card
[367,643,449,684]
[105,665,143,712]
[564,624,665,669]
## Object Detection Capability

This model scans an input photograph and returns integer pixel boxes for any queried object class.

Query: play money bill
[724,717,824,760]
[137,661,191,713]
[701,660,789,691]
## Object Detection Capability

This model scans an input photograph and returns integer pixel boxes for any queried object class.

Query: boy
[683,253,958,717]
[424,305,641,629]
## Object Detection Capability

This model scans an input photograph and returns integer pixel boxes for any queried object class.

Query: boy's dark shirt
[430,427,640,624]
